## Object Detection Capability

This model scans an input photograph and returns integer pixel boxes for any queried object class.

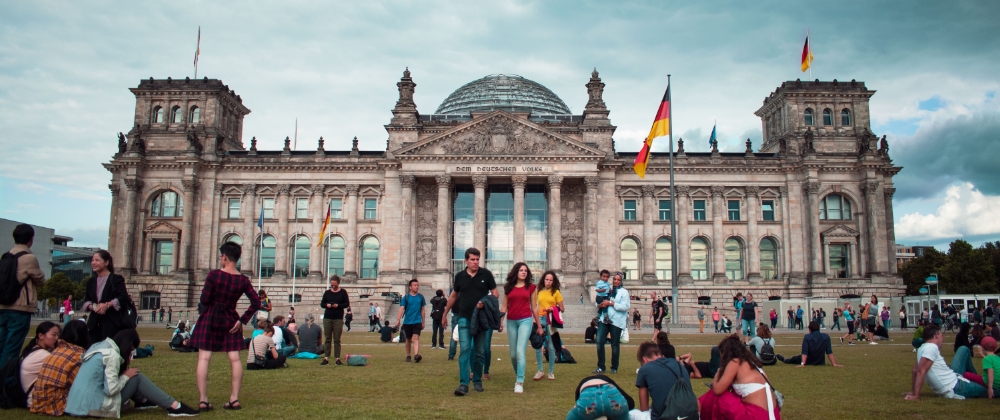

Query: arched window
[819,194,852,220]
[803,108,814,126]
[222,234,242,267]
[841,109,851,126]
[760,238,778,280]
[655,237,672,281]
[620,237,639,281]
[360,236,379,279]
[291,235,310,278]
[724,238,744,280]
[152,106,164,123]
[171,106,183,123]
[822,108,833,126]
[150,191,182,217]
[189,106,201,124]
[691,238,709,280]
[257,235,276,278]
[326,235,345,277]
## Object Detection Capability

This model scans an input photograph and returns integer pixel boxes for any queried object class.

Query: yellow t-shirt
[537,289,563,317]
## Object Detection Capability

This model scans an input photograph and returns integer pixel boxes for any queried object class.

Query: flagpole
[667,74,679,324]
[194,26,200,79]
[257,196,263,291]
[292,214,298,306]
[807,29,812,80]
[293,118,298,151]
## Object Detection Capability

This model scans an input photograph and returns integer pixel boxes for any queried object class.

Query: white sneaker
[514,383,524,394]
[870,341,878,345]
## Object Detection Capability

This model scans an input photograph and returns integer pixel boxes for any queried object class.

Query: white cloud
[896,183,1000,241]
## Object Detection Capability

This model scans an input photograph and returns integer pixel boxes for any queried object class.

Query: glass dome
[434,74,571,115]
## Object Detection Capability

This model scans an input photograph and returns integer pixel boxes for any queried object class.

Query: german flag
[315,203,331,247]
[801,35,813,72]
[633,85,670,178]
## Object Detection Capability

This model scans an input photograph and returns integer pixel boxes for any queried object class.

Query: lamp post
[925,273,939,318]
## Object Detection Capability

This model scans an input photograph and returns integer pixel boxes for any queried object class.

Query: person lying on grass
[906,323,987,400]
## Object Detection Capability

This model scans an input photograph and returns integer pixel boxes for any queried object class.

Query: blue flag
[708,124,717,147]
[257,203,264,230]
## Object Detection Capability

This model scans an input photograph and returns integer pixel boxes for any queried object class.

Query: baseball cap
[981,337,997,353]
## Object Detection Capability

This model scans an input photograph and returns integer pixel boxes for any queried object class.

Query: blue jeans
[457,317,486,386]
[448,314,458,359]
[741,319,756,338]
[483,328,493,374]
[565,383,629,420]
[0,310,32,366]
[535,317,556,374]
[885,319,891,329]
[506,317,532,382]
[595,322,621,371]
[951,347,986,397]
[278,345,296,358]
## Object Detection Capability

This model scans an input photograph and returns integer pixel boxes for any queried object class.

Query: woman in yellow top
[534,270,565,381]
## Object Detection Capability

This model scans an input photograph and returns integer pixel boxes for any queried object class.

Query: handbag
[549,306,564,329]
[250,338,266,367]
[620,328,630,344]
[452,324,460,342]
[529,322,545,349]
[756,366,784,409]
[257,310,270,321]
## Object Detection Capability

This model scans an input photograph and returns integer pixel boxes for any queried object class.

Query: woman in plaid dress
[191,241,260,411]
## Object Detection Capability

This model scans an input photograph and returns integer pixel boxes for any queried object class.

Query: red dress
[190,270,260,352]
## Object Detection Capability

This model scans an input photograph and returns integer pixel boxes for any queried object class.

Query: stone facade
[104,72,903,323]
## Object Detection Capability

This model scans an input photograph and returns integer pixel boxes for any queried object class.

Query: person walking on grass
[368,303,377,332]
[594,272,630,374]
[430,289,448,349]
[769,308,777,330]
[395,278,426,363]
[441,248,498,396]
[841,303,856,345]
[650,291,666,340]
[320,275,349,366]
[633,308,642,331]
[344,307,353,332]
[191,241,261,411]
[906,324,987,400]
[739,293,759,341]
[882,306,892,331]
[865,296,880,345]
[499,262,542,394]
[535,270,565,382]
[899,307,908,331]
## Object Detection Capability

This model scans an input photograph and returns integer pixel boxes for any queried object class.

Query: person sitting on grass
[296,313,324,356]
[566,374,634,420]
[271,316,297,358]
[630,341,694,420]
[379,320,397,343]
[906,323,987,400]
[747,324,777,366]
[247,326,286,370]
[699,334,781,420]
[584,319,598,344]
[719,315,733,333]
[912,319,927,352]
[776,321,843,367]
[979,337,998,399]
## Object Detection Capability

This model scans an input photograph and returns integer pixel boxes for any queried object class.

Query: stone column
[473,175,488,253]
[210,183,224,268]
[108,184,119,252]
[141,237,153,274]
[178,179,198,273]
[344,184,360,279]
[435,175,451,272]
[240,184,257,274]
[676,186,691,284]
[584,177,600,280]
[547,175,563,273]
[309,184,325,277]
[746,186,760,281]
[778,186,792,279]
[122,179,142,274]
[641,185,657,284]
[710,185,726,283]
[884,187,897,275]
[400,176,416,273]
[512,175,527,264]
[863,181,881,274]
[805,181,822,275]
[849,242,859,277]
[274,184,291,277]
[823,241,831,276]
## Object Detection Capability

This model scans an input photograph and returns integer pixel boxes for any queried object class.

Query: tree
[38,273,85,302]
[981,241,1000,291]
[899,247,947,296]
[940,240,998,294]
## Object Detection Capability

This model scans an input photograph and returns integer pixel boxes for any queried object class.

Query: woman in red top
[499,262,543,394]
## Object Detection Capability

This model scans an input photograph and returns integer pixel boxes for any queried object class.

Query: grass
[7,326,998,419]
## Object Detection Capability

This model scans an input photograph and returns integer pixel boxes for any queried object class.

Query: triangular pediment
[144,221,181,234]
[822,224,859,237]
[396,111,603,158]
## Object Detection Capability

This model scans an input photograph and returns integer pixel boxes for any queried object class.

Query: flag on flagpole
[316,203,331,247]
[801,35,813,72]
[633,85,670,178]
[257,202,264,231]
[193,27,201,67]
[708,124,717,147]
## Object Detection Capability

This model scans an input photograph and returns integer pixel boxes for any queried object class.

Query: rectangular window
[262,198,275,219]
[728,200,740,221]
[762,200,775,221]
[624,200,637,221]
[154,241,173,275]
[227,198,240,219]
[658,200,671,221]
[693,200,706,221]
[829,244,850,278]
[364,198,377,220]
[329,198,343,219]
[296,198,309,219]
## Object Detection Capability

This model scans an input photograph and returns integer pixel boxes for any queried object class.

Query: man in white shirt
[906,324,986,400]
[272,316,297,357]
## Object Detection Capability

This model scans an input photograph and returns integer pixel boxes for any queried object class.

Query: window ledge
[723,220,743,224]
[619,220,641,224]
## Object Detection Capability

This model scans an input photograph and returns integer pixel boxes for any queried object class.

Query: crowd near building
[102,69,905,323]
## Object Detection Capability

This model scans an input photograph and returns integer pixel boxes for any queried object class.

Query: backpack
[110,278,138,329]
[758,339,776,365]
[0,251,29,306]
[0,347,41,409]
[659,362,699,420]
[346,354,369,366]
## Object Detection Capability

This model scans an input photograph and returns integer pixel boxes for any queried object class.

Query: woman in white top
[699,335,781,420]
[18,321,61,407]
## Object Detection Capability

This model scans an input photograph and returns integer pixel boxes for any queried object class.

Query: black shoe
[775,354,785,363]
[335,359,343,365]
[610,369,617,374]
[448,356,454,361]
[320,359,329,365]
[592,368,604,374]
[167,403,200,417]
[134,399,158,410]
[454,385,469,396]
[406,356,412,362]
[414,354,422,363]
[473,383,484,392]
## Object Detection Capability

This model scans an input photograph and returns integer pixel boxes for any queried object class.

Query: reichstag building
[104,69,904,322]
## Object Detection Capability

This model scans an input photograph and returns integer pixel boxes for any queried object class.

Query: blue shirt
[605,287,631,329]
[400,293,426,325]
[595,279,610,297]
[636,357,690,420]
[800,330,833,365]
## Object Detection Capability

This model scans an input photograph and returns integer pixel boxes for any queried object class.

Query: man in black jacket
[441,248,498,396]
[319,275,349,366]
[430,290,448,349]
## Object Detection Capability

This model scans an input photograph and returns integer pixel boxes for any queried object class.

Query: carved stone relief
[415,182,438,269]
[561,181,585,271]
[438,117,567,155]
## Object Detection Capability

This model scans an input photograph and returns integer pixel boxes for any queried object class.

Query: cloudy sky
[1,1,998,250]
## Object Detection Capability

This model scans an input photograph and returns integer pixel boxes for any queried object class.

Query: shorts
[847,321,856,334]
[654,320,663,329]
[401,323,422,338]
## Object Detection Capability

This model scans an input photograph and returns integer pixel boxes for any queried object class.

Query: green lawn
[7,326,997,419]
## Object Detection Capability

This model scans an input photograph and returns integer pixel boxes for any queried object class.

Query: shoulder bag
[251,338,266,366]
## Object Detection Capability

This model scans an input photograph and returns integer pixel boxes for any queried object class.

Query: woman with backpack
[747,325,777,366]
[13,321,61,409]
[65,329,199,416]
[699,334,781,420]
[499,262,542,394]
[82,250,132,345]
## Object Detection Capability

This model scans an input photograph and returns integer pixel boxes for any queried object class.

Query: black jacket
[469,295,502,336]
